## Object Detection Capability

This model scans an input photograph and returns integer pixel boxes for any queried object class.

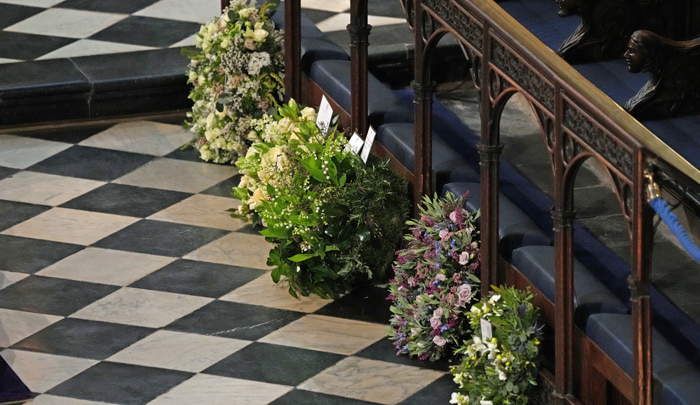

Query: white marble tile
[184,231,270,270]
[1,349,97,393]
[108,330,249,372]
[315,13,407,32]
[298,357,445,405]
[259,315,386,355]
[113,158,237,193]
[71,287,212,328]
[1,208,139,246]
[0,172,104,206]
[0,308,62,347]
[170,34,197,48]
[219,274,329,313]
[0,58,21,64]
[0,270,29,290]
[5,9,127,39]
[148,194,245,231]
[37,40,154,60]
[31,394,114,405]
[37,248,175,286]
[148,374,292,405]
[79,121,193,157]
[0,135,71,169]
[300,0,350,13]
[134,0,222,24]
[0,0,63,6]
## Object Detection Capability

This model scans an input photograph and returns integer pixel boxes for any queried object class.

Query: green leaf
[270,266,281,283]
[357,224,371,242]
[339,173,346,187]
[300,157,326,182]
[287,285,298,298]
[325,245,340,252]
[288,253,314,262]
[322,205,346,218]
[231,187,250,201]
[259,226,288,239]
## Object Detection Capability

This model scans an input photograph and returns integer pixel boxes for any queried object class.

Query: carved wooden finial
[624,30,700,120]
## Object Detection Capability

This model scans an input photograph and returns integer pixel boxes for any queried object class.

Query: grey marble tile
[0,135,71,169]
[113,158,237,193]
[148,374,292,404]
[5,8,127,39]
[1,349,97,393]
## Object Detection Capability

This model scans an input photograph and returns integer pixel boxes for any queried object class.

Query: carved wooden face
[556,0,577,17]
[623,39,646,73]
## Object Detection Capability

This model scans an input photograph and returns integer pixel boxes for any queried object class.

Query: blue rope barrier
[650,197,700,262]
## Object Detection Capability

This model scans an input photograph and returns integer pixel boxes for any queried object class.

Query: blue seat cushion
[269,2,349,72]
[377,123,475,190]
[498,0,580,51]
[587,313,700,405]
[573,59,648,106]
[512,246,628,324]
[442,182,551,258]
[309,60,409,129]
[643,116,700,172]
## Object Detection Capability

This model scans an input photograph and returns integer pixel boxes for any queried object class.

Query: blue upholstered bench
[587,313,700,405]
[497,0,579,51]
[512,246,628,324]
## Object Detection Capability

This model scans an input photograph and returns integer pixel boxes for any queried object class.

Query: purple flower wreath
[387,192,481,361]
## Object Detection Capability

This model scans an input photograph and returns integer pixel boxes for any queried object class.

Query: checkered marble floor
[0,0,408,63]
[0,120,456,404]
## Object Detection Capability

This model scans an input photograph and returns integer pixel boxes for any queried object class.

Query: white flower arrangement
[184,0,284,164]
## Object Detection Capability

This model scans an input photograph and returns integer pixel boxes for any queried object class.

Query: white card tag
[480,318,493,340]
[480,401,494,405]
[347,132,364,154]
[316,95,333,136]
[360,126,376,163]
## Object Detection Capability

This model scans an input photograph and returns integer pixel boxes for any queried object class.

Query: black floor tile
[314,285,391,324]
[354,337,453,372]
[163,144,201,163]
[235,223,265,235]
[129,259,265,298]
[270,390,381,405]
[203,342,343,386]
[55,0,161,14]
[0,356,31,403]
[200,174,240,198]
[166,301,304,341]
[60,183,191,218]
[368,1,407,19]
[93,220,229,257]
[0,235,84,274]
[0,166,18,181]
[299,8,338,24]
[398,374,456,404]
[0,32,75,61]
[47,362,193,405]
[26,145,155,181]
[12,318,154,360]
[90,16,201,48]
[0,276,118,316]
[16,125,112,144]
[0,200,50,232]
[0,4,44,30]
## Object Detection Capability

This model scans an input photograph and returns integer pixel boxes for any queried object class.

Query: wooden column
[631,159,654,405]
[220,0,228,12]
[551,86,575,404]
[348,0,371,136]
[284,0,302,103]
[477,21,500,288]
[412,0,432,214]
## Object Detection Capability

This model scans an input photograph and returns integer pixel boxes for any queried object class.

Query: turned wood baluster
[348,0,370,136]
[284,0,302,103]
[220,0,228,12]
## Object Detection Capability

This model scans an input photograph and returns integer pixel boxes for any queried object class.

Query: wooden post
[220,0,228,12]
[631,160,654,404]
[348,0,370,136]
[478,21,501,289]
[284,0,302,103]
[412,0,432,215]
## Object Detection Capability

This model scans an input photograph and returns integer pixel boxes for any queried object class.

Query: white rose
[188,71,197,82]
[220,38,231,49]
[199,145,212,161]
[238,7,253,19]
[300,106,317,122]
[206,112,217,129]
